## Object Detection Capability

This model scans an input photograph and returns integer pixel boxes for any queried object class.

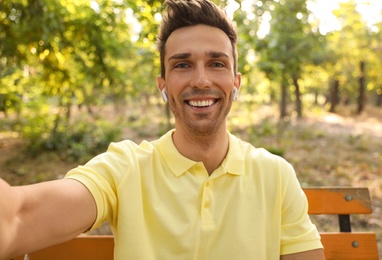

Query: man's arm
[280,248,325,260]
[0,178,97,259]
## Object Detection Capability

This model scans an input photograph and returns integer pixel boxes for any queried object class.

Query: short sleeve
[65,141,132,230]
[279,163,323,255]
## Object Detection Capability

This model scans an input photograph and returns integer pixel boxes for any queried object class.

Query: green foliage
[19,99,54,147]
[346,134,369,152]
[253,0,325,118]
[0,0,165,163]
[265,147,285,157]
[232,114,288,156]
[13,96,123,161]
[40,120,122,162]
[253,117,277,137]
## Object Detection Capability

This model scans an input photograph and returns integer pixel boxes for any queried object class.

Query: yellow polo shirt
[65,130,322,259]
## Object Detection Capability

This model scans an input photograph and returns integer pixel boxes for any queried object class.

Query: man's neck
[172,127,229,175]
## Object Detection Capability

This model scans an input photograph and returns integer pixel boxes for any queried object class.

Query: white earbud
[232,87,239,101]
[161,89,168,102]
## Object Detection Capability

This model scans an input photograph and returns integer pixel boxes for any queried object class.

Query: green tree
[0,0,138,148]
[367,16,382,107]
[328,0,374,113]
[254,0,323,119]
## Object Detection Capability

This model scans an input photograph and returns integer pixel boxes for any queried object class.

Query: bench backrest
[304,187,378,260]
[14,187,379,260]
[15,236,114,260]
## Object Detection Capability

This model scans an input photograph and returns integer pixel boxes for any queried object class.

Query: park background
[0,0,381,256]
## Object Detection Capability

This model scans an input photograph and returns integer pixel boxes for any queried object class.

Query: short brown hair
[157,0,238,78]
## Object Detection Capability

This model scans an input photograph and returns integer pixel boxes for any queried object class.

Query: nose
[190,64,212,88]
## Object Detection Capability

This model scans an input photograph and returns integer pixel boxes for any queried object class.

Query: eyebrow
[168,53,191,62]
[207,51,230,59]
[167,51,230,62]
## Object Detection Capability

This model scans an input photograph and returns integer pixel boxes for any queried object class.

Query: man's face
[157,24,241,136]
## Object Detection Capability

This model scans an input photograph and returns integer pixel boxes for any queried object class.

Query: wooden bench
[304,187,378,259]
[14,187,379,260]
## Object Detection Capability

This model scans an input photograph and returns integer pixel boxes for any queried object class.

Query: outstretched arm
[0,178,97,259]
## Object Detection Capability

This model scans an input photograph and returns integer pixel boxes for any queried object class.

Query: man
[0,0,325,259]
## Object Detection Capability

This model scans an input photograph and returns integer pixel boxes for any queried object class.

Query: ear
[233,73,242,101]
[157,76,168,102]
[157,76,165,92]
[234,72,242,91]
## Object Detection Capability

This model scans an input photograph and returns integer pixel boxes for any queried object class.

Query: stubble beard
[171,99,232,139]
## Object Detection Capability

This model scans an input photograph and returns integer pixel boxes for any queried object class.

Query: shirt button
[195,165,201,171]
[205,182,210,187]
[204,201,209,208]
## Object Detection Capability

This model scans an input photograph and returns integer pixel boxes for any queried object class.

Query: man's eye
[212,62,225,67]
[174,63,189,68]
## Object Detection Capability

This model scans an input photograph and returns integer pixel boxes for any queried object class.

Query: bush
[28,120,122,162]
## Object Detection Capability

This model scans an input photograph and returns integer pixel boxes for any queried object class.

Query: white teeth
[189,100,214,107]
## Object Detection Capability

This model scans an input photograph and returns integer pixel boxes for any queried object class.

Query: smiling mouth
[186,99,218,107]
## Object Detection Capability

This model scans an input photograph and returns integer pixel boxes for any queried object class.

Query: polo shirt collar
[158,130,245,177]
[222,132,245,176]
[158,130,197,177]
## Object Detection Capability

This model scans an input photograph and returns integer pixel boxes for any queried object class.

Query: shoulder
[103,131,171,159]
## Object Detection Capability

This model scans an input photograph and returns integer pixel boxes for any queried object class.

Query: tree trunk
[376,89,382,107]
[0,94,6,118]
[329,78,340,113]
[292,75,303,119]
[280,74,288,119]
[52,93,70,138]
[314,91,319,106]
[66,100,72,121]
[52,101,63,138]
[357,61,366,114]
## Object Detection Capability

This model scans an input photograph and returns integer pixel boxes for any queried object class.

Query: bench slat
[303,187,372,214]
[14,236,114,260]
[17,233,379,260]
[321,232,379,260]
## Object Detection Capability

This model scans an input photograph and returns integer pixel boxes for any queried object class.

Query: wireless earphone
[232,87,239,101]
[161,89,168,102]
